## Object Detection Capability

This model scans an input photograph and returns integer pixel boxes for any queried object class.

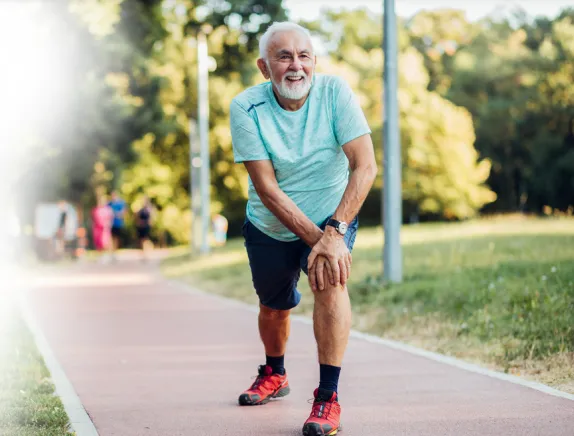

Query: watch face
[338,222,348,235]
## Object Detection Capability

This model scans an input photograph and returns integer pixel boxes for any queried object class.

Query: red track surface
[25,258,573,435]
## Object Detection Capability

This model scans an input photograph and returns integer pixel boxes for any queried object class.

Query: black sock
[318,364,341,394]
[266,355,285,375]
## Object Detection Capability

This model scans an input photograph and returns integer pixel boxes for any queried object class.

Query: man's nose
[289,57,303,71]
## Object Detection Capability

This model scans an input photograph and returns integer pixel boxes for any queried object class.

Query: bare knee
[259,304,290,321]
[312,268,347,306]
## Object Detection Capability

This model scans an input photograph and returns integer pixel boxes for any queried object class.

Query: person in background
[212,213,229,247]
[108,190,127,260]
[91,196,114,263]
[55,200,68,257]
[135,196,153,261]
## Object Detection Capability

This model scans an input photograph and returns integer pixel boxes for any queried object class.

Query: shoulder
[231,82,271,114]
[312,74,351,93]
[310,74,355,106]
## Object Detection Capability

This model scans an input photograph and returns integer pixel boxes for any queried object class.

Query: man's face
[259,30,315,101]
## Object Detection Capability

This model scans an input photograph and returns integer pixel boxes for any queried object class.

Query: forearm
[331,164,378,226]
[259,188,323,246]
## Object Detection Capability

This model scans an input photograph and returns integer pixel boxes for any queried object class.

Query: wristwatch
[326,218,348,236]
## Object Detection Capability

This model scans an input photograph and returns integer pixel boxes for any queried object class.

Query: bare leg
[258,304,290,357]
[313,267,352,366]
[112,235,119,253]
[139,237,146,261]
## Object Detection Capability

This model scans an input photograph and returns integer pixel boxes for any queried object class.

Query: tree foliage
[307,9,496,222]
[413,7,574,213]
[16,2,574,243]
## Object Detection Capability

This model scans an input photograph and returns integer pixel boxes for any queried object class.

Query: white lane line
[166,279,574,402]
[19,294,99,436]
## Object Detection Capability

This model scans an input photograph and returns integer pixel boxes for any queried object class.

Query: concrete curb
[19,295,99,436]
[165,278,574,402]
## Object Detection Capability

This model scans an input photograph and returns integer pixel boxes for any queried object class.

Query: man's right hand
[308,232,351,292]
[308,255,335,292]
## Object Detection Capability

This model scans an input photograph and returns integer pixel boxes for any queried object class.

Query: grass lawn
[0,298,74,436]
[161,215,574,394]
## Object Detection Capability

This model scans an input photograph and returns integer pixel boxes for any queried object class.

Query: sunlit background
[0,0,573,433]
[1,0,572,253]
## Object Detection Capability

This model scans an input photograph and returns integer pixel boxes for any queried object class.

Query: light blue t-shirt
[230,74,371,242]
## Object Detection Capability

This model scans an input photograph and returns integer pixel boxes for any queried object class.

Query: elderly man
[230,21,377,436]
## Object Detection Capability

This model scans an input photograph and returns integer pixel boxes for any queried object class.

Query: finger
[308,251,317,269]
[339,258,347,286]
[325,261,335,286]
[323,260,332,291]
[309,263,317,292]
[329,257,340,286]
[316,259,325,291]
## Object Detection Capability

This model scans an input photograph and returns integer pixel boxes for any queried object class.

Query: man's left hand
[308,231,351,291]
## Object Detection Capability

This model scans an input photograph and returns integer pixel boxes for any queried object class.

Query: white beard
[269,63,314,100]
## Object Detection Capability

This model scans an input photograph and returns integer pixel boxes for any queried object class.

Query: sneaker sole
[302,422,342,436]
[238,385,290,406]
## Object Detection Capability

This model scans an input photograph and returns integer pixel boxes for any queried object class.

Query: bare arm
[326,133,378,236]
[308,133,378,290]
[243,160,324,247]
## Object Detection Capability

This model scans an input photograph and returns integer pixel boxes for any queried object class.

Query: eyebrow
[276,49,311,56]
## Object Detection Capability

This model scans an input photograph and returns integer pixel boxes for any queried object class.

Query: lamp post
[383,0,403,282]
[197,30,211,255]
[189,118,201,254]
[188,28,212,256]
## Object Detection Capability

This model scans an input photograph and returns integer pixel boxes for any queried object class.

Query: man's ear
[257,58,270,79]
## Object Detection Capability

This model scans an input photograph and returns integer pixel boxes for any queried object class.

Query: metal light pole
[383,0,403,282]
[197,31,211,255]
[189,118,201,254]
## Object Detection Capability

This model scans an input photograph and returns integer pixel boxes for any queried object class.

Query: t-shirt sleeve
[230,99,270,163]
[332,78,372,147]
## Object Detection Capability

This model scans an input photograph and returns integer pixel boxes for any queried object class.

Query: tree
[406,9,479,95]
[441,9,574,213]
[117,0,289,240]
[304,9,495,222]
[15,0,170,212]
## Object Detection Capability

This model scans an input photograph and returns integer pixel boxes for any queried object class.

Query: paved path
[23,258,574,435]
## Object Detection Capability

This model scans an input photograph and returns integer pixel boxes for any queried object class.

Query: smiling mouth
[286,76,304,82]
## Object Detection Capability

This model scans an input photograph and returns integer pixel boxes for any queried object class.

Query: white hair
[258,22,314,60]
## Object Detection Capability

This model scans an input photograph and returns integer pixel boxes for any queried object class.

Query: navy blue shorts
[242,216,359,311]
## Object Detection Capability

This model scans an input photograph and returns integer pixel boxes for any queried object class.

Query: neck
[271,85,309,111]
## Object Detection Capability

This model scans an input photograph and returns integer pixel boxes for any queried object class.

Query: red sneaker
[238,365,290,406]
[302,388,342,435]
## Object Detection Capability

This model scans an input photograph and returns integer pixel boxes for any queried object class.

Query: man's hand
[308,231,352,291]
[309,256,334,292]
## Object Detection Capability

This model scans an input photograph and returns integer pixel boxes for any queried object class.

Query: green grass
[0,302,74,436]
[161,216,574,393]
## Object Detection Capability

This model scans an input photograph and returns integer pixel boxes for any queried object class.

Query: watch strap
[326,218,341,229]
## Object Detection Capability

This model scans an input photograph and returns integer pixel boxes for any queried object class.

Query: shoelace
[308,397,337,419]
[249,374,275,393]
